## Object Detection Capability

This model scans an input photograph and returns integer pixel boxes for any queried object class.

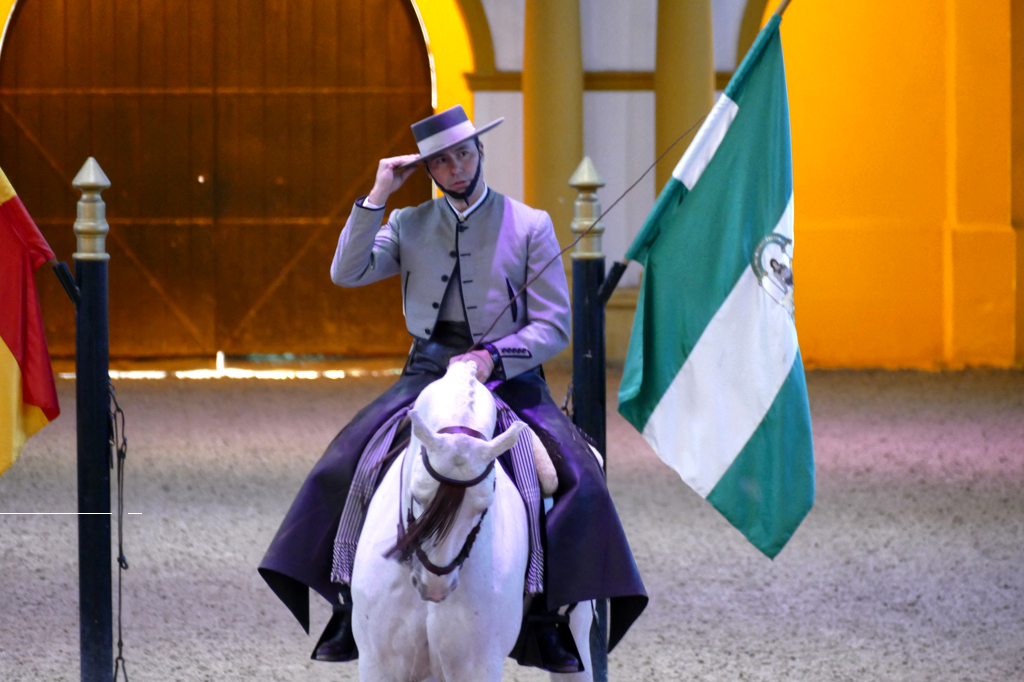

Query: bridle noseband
[399,429,495,577]
[420,446,494,488]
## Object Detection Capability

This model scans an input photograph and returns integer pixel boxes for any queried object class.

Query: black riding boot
[512,596,584,673]
[311,585,358,662]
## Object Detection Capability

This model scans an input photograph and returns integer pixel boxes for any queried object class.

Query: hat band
[417,120,478,158]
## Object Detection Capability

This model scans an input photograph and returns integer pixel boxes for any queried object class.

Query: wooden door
[0,0,432,358]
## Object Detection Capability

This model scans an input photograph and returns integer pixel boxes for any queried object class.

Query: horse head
[388,361,525,602]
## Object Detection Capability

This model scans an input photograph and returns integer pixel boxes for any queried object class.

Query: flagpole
[597,259,629,307]
[771,0,793,19]
[597,0,793,308]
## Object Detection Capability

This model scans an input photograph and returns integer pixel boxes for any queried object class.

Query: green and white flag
[618,16,813,559]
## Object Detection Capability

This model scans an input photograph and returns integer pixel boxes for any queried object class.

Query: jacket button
[450,250,457,258]
[425,328,432,335]
[441,274,449,282]
[432,302,439,309]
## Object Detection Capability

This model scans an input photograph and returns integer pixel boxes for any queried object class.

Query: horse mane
[445,362,480,428]
[386,474,466,563]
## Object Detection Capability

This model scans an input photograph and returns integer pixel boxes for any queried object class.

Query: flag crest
[619,16,813,558]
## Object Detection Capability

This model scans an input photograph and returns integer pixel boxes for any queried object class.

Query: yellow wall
[775,0,1017,368]
[4,0,1016,368]
[412,0,475,118]
[1014,0,1024,364]
[0,0,17,54]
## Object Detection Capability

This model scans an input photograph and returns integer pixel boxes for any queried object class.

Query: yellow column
[655,0,715,192]
[944,0,1015,367]
[1013,0,1024,364]
[522,0,583,249]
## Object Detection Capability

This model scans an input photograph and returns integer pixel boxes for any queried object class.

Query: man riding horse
[258,105,647,673]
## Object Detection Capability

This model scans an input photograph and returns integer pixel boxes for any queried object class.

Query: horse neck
[459,465,528,592]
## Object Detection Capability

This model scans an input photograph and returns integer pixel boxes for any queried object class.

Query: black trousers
[259,324,647,651]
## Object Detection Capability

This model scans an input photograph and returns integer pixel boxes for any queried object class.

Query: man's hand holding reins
[367,155,421,206]
[449,350,494,383]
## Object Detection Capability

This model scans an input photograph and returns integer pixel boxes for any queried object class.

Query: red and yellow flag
[0,165,60,476]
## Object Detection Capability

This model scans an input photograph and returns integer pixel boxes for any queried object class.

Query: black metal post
[72,158,113,682]
[572,257,609,682]
[572,260,607,459]
[75,259,112,682]
[568,157,609,682]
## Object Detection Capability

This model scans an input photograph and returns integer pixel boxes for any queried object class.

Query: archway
[411,0,490,119]
[0,0,434,358]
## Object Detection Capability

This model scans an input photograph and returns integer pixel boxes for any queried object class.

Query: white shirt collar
[445,184,489,221]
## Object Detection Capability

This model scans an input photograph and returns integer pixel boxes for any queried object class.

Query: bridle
[398,427,495,577]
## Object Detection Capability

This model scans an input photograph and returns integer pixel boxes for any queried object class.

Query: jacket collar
[444,184,490,222]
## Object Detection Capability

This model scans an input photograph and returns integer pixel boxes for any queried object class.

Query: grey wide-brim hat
[397,104,503,170]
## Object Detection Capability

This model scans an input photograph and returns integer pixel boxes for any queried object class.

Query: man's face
[425,140,483,193]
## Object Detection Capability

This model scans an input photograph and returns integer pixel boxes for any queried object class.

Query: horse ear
[409,410,441,450]
[482,421,527,461]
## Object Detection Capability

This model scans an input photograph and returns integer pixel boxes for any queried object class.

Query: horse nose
[419,582,447,602]
[421,589,444,603]
[417,574,458,602]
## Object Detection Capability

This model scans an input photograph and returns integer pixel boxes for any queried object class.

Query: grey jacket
[331,189,571,379]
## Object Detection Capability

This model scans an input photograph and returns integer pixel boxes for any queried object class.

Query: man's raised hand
[367,155,421,206]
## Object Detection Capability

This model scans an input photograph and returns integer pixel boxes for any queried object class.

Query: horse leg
[549,600,594,682]
[355,665,437,682]
[436,653,504,682]
[428,616,507,682]
[355,657,392,682]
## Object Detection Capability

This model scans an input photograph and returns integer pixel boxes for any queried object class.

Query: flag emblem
[751,233,794,315]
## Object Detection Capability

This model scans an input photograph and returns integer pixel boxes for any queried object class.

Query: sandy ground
[1,367,1022,682]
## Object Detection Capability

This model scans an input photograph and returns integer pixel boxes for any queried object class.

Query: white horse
[351,361,593,682]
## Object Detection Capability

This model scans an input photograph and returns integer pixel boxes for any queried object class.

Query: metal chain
[561,377,574,419]
[109,381,130,682]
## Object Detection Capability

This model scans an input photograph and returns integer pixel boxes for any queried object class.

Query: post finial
[570,156,605,260]
[72,157,112,191]
[568,156,605,191]
[73,157,111,261]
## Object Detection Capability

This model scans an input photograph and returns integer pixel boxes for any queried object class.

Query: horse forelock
[386,476,466,563]
[389,364,499,564]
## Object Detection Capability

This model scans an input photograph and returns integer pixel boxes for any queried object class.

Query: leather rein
[399,427,495,577]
